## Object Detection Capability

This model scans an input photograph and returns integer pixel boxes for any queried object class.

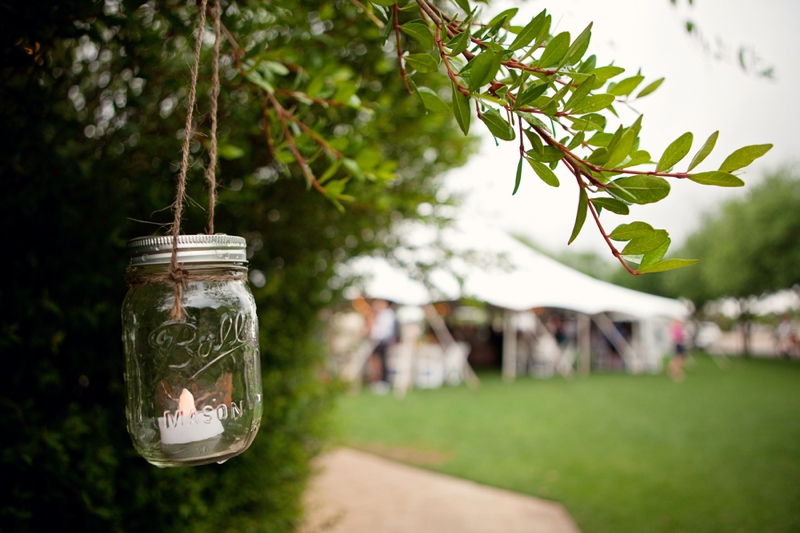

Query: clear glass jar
[122,235,262,467]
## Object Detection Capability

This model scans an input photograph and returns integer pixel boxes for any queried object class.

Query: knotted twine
[165,0,244,321]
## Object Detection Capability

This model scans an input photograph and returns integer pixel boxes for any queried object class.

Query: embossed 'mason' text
[163,400,245,429]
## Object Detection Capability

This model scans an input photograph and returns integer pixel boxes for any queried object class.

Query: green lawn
[335,355,800,533]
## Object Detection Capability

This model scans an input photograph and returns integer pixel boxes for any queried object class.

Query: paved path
[301,448,582,533]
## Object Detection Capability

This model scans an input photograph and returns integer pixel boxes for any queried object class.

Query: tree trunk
[739,299,751,357]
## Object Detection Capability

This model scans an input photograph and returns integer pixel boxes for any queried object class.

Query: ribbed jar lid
[127,234,247,266]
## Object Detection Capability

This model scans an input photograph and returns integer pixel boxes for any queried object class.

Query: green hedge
[0,1,473,531]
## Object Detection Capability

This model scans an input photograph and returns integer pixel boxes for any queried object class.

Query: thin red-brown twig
[265,91,326,194]
[393,5,413,95]
[261,93,277,159]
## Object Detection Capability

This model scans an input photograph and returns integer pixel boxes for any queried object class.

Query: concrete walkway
[301,448,581,533]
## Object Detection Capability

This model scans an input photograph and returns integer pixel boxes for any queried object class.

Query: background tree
[671,167,800,351]
[672,167,800,303]
[610,166,800,304]
[607,166,800,352]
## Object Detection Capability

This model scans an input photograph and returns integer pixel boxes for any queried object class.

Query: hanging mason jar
[122,234,262,467]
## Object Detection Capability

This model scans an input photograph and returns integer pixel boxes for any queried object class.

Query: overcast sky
[442,0,800,257]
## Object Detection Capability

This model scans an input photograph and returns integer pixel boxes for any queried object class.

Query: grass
[335,354,800,533]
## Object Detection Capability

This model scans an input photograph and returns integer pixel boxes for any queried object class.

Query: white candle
[158,388,225,445]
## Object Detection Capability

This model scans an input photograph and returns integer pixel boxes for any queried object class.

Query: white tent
[343,220,689,379]
[348,220,687,318]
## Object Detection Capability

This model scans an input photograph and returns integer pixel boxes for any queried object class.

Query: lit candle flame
[178,388,196,414]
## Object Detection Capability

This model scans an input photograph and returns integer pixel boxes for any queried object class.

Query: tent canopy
[345,220,688,319]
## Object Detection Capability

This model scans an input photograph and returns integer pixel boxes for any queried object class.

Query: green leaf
[688,171,745,187]
[590,65,625,81]
[607,75,644,97]
[567,131,585,150]
[400,20,434,50]
[687,131,719,171]
[621,229,669,255]
[513,156,523,195]
[508,11,547,51]
[324,178,349,197]
[418,87,450,114]
[538,32,570,68]
[639,238,670,269]
[526,157,560,187]
[603,128,637,169]
[370,0,397,6]
[515,82,549,108]
[609,221,654,241]
[587,147,609,165]
[539,102,559,118]
[244,70,274,93]
[218,144,245,160]
[637,258,699,274]
[592,197,629,215]
[318,159,343,184]
[451,82,471,135]
[628,114,644,138]
[518,112,552,133]
[656,132,693,172]
[333,80,359,105]
[564,74,596,111]
[481,108,515,141]
[568,187,588,244]
[636,77,664,98]
[405,53,439,73]
[342,158,364,180]
[260,60,290,76]
[611,176,670,204]
[524,129,544,154]
[532,15,552,50]
[718,144,773,172]
[570,93,615,114]
[564,22,592,65]
[527,146,563,163]
[604,126,624,155]
[447,31,470,56]
[487,8,518,30]
[622,150,652,168]
[567,113,606,132]
[578,54,597,73]
[453,0,471,12]
[468,49,497,92]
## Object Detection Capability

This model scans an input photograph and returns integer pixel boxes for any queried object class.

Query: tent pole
[578,313,591,376]
[592,313,641,373]
[502,310,517,382]
[631,319,643,372]
[424,305,480,389]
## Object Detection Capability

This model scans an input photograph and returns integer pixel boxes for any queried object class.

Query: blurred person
[776,315,794,358]
[368,299,397,392]
[668,319,687,381]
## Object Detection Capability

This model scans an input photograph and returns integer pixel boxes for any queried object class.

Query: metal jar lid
[127,234,248,266]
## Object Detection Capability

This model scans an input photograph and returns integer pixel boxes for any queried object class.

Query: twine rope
[168,0,227,321]
[206,0,222,235]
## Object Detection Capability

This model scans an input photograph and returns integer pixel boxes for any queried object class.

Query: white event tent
[343,219,689,381]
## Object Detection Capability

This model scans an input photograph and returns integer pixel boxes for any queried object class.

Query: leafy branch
[376,0,772,274]
[223,0,772,273]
